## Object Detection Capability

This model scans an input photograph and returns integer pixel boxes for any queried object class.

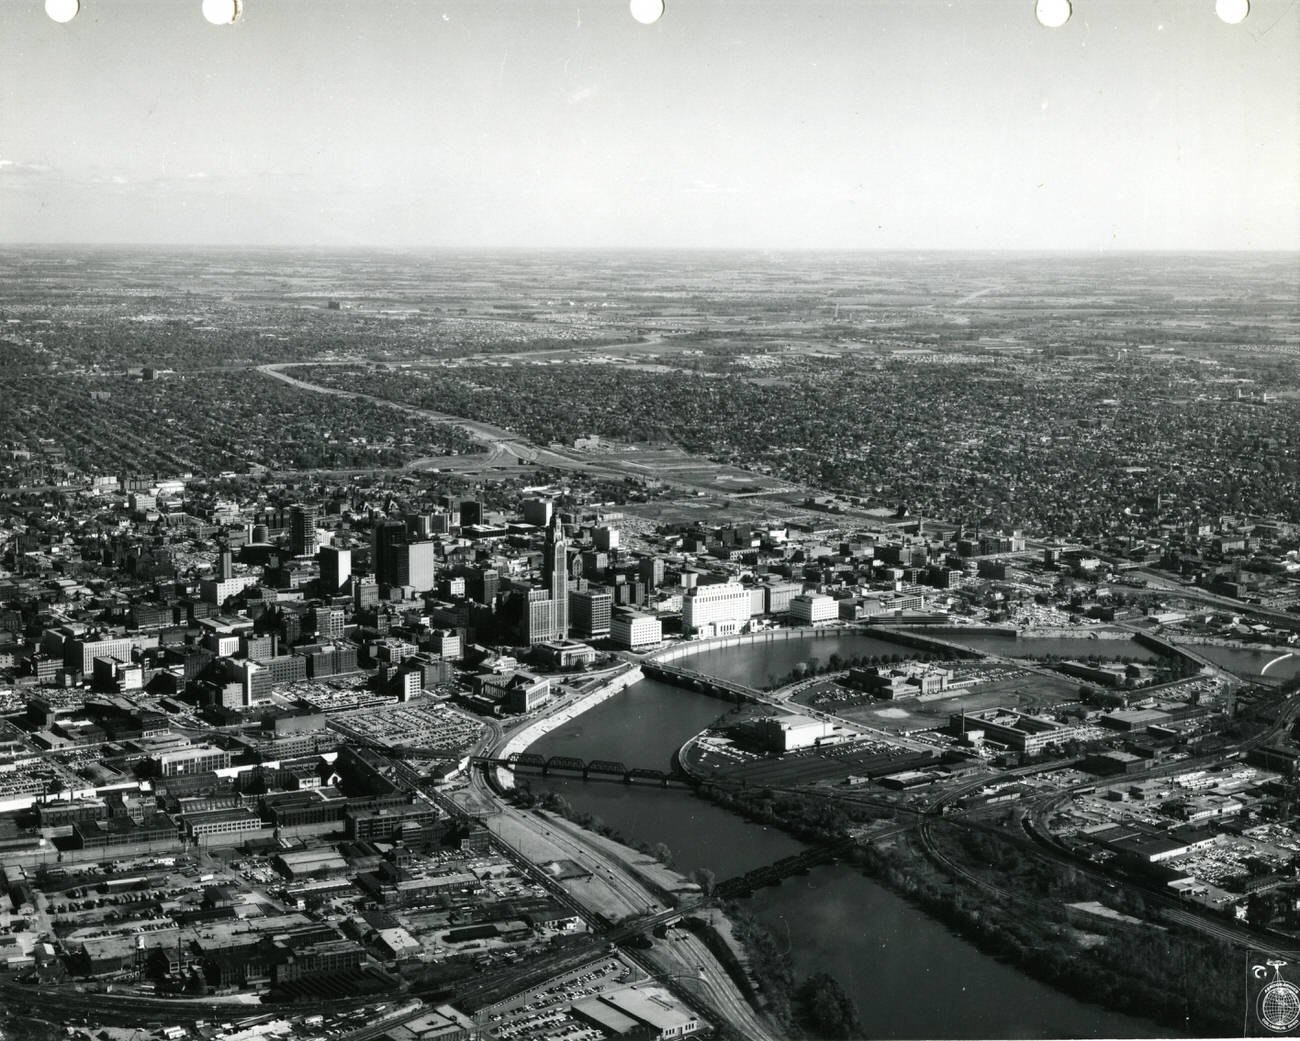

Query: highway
[252,359,878,525]
[0,975,372,1028]
[425,679,785,1038]
[1133,569,1300,633]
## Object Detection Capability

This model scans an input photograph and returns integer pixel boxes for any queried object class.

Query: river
[527,633,1172,1038]
[1188,644,1300,681]
[927,631,1169,663]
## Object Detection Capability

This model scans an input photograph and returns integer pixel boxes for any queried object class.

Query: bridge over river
[712,836,861,898]
[639,659,768,703]
[472,752,690,787]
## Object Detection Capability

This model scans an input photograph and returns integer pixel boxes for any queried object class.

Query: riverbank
[494,665,643,789]
[523,656,1173,1038]
[695,781,1226,1036]
[1166,634,1296,654]
[646,625,866,664]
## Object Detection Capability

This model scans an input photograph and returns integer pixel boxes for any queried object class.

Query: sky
[2,0,1297,250]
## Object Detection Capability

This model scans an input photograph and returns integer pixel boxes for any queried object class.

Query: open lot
[803,668,1082,734]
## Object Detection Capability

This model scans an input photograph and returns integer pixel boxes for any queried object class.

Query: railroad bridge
[472,752,689,787]
[712,837,857,899]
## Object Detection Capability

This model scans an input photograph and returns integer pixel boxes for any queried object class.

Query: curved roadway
[448,685,783,1040]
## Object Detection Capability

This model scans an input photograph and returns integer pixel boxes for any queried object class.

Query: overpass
[1134,569,1300,632]
[446,901,703,1011]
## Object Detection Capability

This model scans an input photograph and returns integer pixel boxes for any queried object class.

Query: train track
[0,976,379,1026]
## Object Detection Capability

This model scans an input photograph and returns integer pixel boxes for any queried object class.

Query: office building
[610,608,662,651]
[353,578,379,610]
[681,583,751,637]
[290,504,319,558]
[521,497,553,526]
[314,607,346,641]
[199,574,257,605]
[395,540,436,592]
[789,593,838,624]
[429,629,462,661]
[372,519,407,586]
[156,744,233,776]
[437,575,466,599]
[64,635,137,681]
[638,556,665,590]
[459,499,483,527]
[319,545,351,595]
[762,581,804,615]
[570,588,613,638]
[405,512,434,538]
[373,518,435,592]
[466,566,499,606]
[543,512,569,639]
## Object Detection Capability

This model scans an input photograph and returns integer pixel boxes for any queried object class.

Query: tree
[796,972,863,1040]
[653,842,674,868]
[691,867,717,896]
[541,792,571,816]
[1247,893,1275,929]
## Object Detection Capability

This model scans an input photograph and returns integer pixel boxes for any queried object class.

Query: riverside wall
[1164,634,1297,653]
[647,623,964,666]
[493,666,644,790]
[645,625,855,664]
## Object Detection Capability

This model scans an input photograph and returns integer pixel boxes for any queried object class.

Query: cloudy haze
[2,0,1297,249]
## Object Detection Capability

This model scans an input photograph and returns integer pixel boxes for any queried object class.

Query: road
[253,359,876,525]
[642,925,782,1041]
[429,681,784,1039]
[1133,568,1300,633]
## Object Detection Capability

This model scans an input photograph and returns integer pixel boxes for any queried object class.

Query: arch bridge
[640,660,767,703]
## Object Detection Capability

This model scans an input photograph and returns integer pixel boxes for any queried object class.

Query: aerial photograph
[0,1,1297,1039]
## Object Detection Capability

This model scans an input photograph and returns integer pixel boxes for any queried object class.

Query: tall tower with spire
[543,510,569,639]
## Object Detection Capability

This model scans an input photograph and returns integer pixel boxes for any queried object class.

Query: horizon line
[1,242,1298,255]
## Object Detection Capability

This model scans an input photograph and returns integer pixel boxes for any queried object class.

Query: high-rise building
[430,629,462,661]
[405,513,434,539]
[681,583,751,637]
[437,575,467,599]
[353,578,380,610]
[570,588,613,638]
[466,566,499,606]
[394,540,436,592]
[638,556,665,590]
[319,546,351,595]
[372,519,408,588]
[290,504,319,558]
[313,607,346,641]
[217,544,234,582]
[523,587,556,645]
[613,579,645,607]
[543,512,569,639]
[522,498,553,527]
[460,499,483,527]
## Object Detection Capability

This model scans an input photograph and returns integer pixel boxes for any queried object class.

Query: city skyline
[2,0,1297,251]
